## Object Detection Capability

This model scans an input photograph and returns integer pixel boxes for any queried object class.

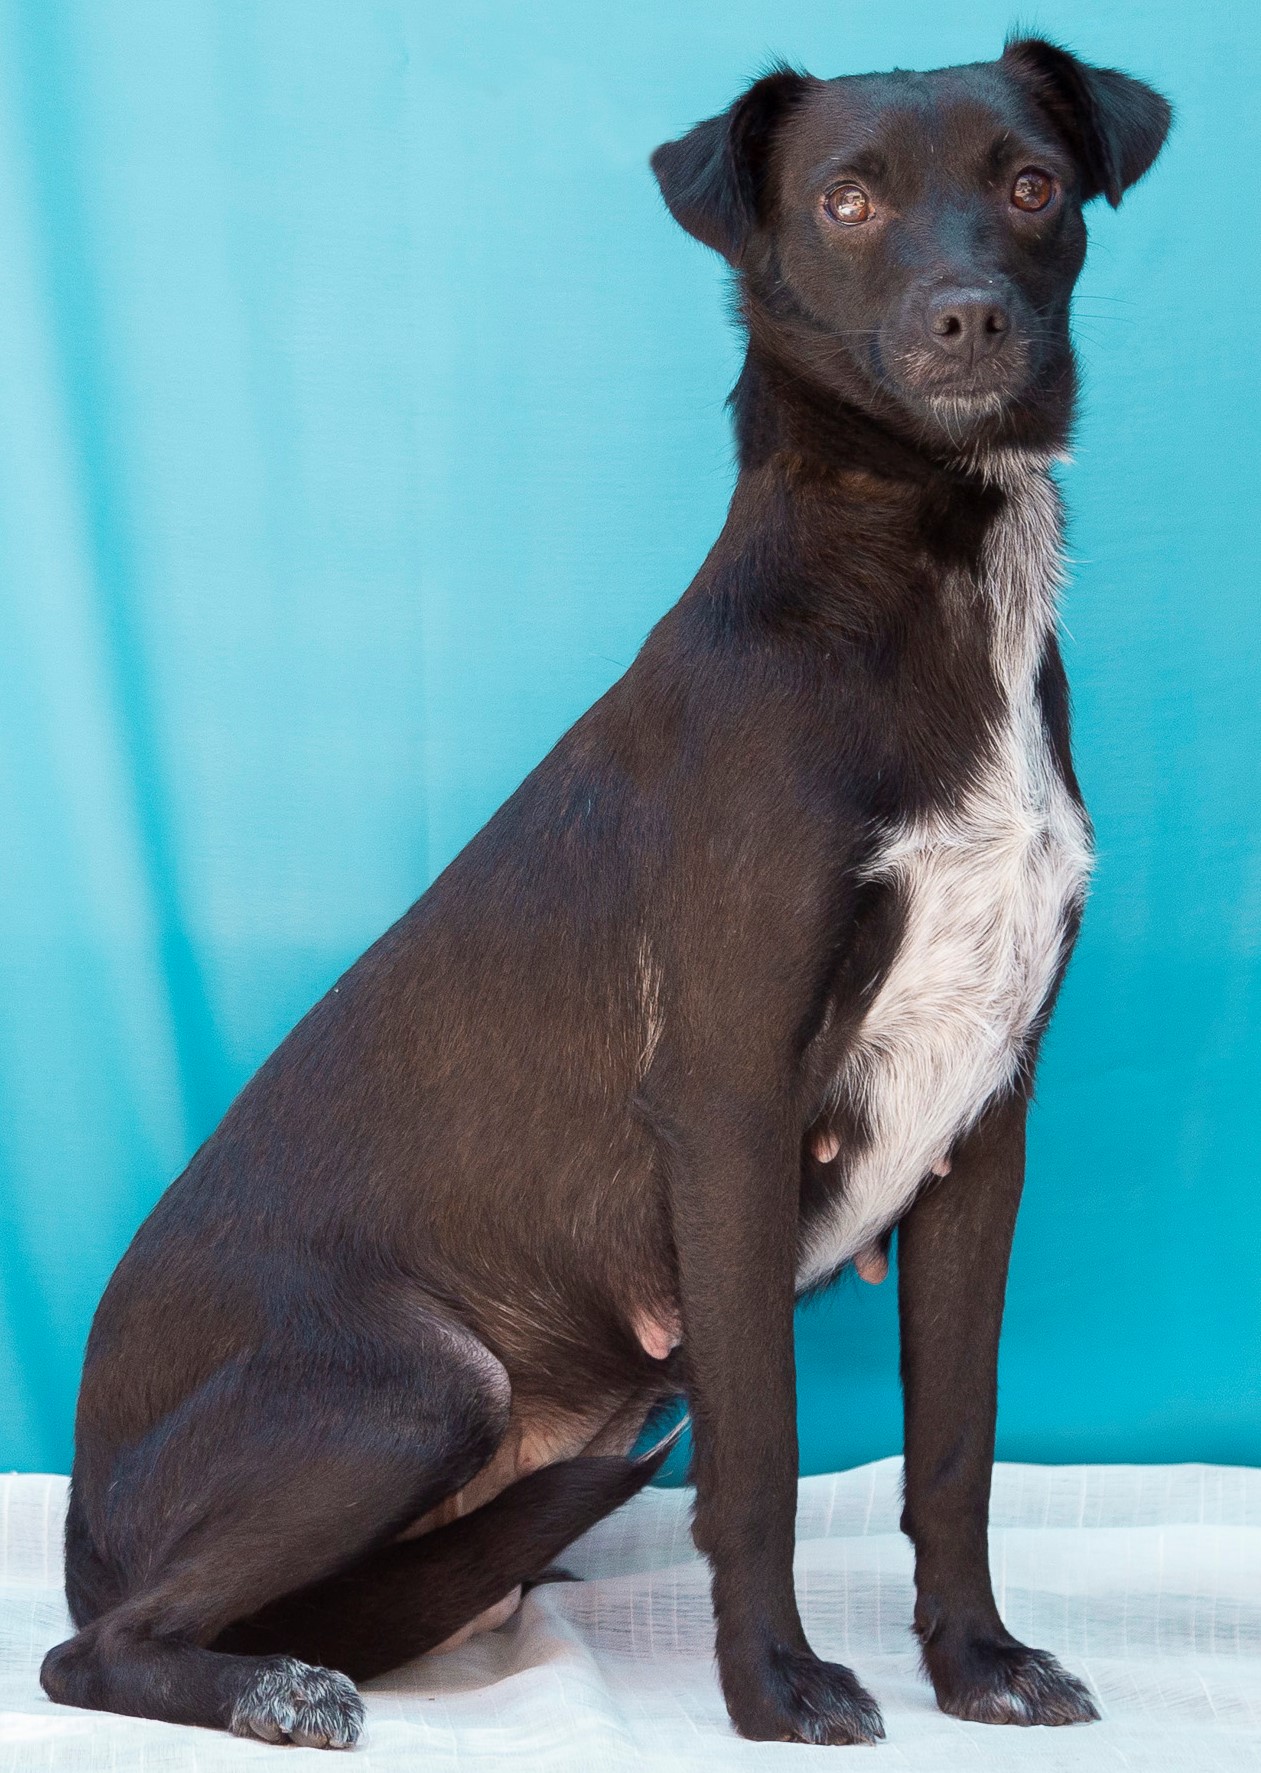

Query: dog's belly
[798,711,1092,1293]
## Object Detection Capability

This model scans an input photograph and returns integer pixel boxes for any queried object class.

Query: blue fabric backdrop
[1,1,1257,1478]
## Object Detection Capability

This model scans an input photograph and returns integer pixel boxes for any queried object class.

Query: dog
[41,36,1169,1749]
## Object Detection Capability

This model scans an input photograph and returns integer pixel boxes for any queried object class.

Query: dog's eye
[1011,168,1056,212]
[823,183,873,226]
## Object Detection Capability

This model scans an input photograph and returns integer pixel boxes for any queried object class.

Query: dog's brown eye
[823,183,872,225]
[1011,168,1056,212]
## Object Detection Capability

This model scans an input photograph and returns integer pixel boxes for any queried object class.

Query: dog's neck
[728,342,1072,494]
[701,343,1069,647]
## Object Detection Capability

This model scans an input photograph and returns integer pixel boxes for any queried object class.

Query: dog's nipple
[813,1128,841,1164]
[854,1242,888,1285]
[930,1154,952,1177]
[633,1306,681,1362]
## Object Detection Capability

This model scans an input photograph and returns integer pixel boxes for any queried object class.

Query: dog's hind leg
[42,1303,510,1746]
[216,1437,673,1680]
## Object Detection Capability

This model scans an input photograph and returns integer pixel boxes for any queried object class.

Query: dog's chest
[797,465,1093,1291]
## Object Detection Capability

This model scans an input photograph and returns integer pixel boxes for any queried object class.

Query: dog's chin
[894,378,1020,446]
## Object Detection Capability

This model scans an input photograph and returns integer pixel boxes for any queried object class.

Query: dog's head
[651,40,1170,454]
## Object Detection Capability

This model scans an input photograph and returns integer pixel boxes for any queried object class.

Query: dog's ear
[1002,38,1172,207]
[650,68,812,264]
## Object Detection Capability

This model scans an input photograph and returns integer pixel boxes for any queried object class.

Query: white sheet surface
[3,1460,1259,1769]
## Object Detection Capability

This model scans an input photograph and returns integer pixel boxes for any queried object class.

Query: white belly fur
[797,456,1094,1291]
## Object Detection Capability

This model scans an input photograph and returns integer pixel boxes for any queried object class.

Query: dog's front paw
[723,1644,884,1745]
[925,1635,1098,1728]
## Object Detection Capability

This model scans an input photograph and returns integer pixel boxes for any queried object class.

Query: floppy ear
[1003,38,1172,207]
[650,68,811,264]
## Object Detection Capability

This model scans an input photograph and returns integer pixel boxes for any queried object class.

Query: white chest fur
[797,459,1094,1292]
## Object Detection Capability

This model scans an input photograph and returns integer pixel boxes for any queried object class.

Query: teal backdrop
[1,1,1257,1479]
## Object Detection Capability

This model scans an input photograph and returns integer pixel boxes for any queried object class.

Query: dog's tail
[215,1433,679,1682]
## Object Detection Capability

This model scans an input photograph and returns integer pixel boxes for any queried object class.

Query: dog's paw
[229,1656,364,1749]
[725,1645,884,1745]
[927,1637,1098,1728]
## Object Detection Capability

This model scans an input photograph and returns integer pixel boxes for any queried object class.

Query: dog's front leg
[898,1088,1098,1727]
[669,1095,884,1746]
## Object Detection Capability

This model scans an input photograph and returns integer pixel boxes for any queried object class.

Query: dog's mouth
[874,320,1039,427]
[881,346,1033,420]
[921,387,1011,419]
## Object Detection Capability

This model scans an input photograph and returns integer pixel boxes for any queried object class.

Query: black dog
[42,37,1169,1749]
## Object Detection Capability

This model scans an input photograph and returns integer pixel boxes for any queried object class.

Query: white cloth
[2,1459,1259,1769]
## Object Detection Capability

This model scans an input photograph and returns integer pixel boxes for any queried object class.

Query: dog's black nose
[926,289,1010,360]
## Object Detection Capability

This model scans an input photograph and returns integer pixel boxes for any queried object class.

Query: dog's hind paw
[229,1656,365,1749]
[928,1637,1098,1727]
